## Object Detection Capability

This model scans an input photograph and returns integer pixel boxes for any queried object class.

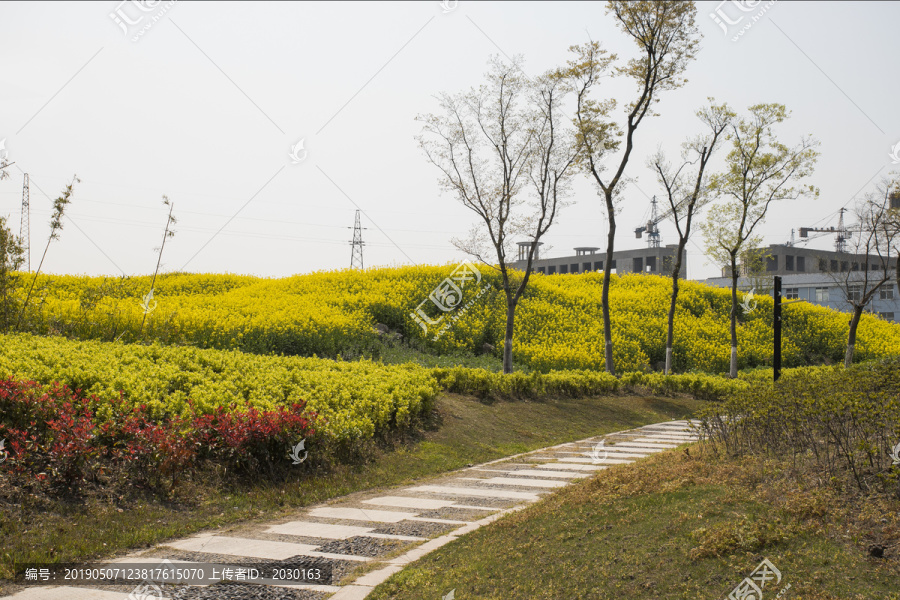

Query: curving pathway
[4,419,701,600]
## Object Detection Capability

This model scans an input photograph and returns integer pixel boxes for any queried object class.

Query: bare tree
[417,57,579,374]
[567,0,701,375]
[702,104,819,378]
[139,195,177,336]
[651,100,733,374]
[831,179,900,366]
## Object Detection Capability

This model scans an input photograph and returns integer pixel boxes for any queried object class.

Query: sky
[1,1,898,281]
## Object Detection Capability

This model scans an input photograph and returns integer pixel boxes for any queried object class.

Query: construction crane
[634,196,678,248]
[799,208,851,253]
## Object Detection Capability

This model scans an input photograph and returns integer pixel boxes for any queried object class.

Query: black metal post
[774,275,782,382]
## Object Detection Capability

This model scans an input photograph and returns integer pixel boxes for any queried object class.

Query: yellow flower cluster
[0,332,439,443]
[11,266,900,374]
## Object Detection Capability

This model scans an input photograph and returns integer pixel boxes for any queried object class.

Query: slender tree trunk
[729,255,739,379]
[665,242,687,375]
[502,301,516,374]
[602,194,616,375]
[844,304,864,367]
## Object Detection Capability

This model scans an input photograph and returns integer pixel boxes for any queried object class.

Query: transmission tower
[20,173,30,271]
[350,210,365,269]
[835,207,848,253]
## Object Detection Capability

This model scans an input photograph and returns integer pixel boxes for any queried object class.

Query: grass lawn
[368,445,900,600]
[0,391,700,591]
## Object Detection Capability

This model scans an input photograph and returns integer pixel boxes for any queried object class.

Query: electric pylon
[350,210,365,269]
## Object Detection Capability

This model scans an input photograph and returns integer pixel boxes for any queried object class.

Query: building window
[879,312,895,321]
[646,256,657,272]
[841,261,848,272]
[784,287,799,300]
[815,287,829,302]
[594,261,603,271]
[818,258,827,272]
[633,257,643,272]
[766,256,778,272]
[830,260,839,272]
[785,255,794,271]
[848,285,862,302]
[582,262,591,272]
[570,263,579,273]
[548,265,556,274]
[560,264,568,274]
[537,266,545,274]
[880,286,895,300]
[796,256,805,272]
[610,260,617,271]
[852,262,859,271]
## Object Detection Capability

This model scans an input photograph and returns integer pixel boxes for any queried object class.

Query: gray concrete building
[727,243,893,277]
[513,242,686,277]
[705,272,899,322]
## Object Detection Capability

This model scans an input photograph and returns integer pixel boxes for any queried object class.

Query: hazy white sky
[1,1,898,280]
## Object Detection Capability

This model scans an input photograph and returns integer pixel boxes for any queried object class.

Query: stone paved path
[5,419,701,600]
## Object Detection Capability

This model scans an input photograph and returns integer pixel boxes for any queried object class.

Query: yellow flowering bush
[0,332,439,443]
[9,266,900,374]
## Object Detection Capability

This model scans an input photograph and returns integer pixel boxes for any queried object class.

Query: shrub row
[697,359,900,494]
[0,378,317,490]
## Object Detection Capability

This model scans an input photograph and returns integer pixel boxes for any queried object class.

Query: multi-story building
[704,272,899,322]
[513,242,686,277]
[725,243,893,277]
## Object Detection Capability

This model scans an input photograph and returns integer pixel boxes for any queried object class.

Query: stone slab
[362,496,455,510]
[534,463,606,471]
[579,450,650,459]
[406,516,469,525]
[631,438,681,447]
[308,507,417,523]
[492,469,587,478]
[266,521,373,540]
[558,457,634,464]
[606,442,668,451]
[407,485,540,500]
[477,477,567,488]
[166,535,318,560]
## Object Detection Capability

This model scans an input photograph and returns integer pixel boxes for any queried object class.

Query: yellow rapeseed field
[9,266,900,373]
